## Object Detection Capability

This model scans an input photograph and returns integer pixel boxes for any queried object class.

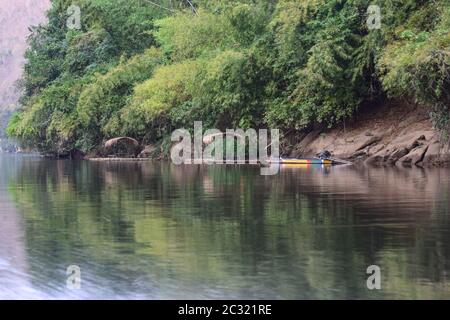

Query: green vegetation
[7,0,450,155]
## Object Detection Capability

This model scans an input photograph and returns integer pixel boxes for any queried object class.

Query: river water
[0,154,449,299]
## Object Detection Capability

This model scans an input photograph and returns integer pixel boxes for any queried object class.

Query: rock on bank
[287,101,449,167]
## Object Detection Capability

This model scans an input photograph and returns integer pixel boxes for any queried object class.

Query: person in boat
[317,150,332,159]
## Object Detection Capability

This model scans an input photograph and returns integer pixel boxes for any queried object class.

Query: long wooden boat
[269,157,334,165]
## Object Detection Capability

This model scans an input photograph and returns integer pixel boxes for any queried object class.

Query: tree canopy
[7,0,450,155]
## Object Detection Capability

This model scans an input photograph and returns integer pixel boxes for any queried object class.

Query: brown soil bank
[286,101,450,167]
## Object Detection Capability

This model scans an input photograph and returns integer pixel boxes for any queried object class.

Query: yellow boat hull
[269,158,333,165]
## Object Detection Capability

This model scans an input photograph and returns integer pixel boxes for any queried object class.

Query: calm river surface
[0,154,449,299]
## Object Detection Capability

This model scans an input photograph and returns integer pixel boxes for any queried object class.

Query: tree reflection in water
[2,155,450,299]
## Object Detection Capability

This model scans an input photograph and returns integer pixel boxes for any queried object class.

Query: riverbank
[25,101,450,168]
[284,101,450,167]
[98,101,449,168]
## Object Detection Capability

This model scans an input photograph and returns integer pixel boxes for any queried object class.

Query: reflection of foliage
[7,160,450,298]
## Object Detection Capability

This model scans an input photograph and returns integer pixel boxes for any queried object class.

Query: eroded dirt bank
[286,101,450,167]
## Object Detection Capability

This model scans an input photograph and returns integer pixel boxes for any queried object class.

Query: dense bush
[379,3,450,138]
[8,0,450,154]
[115,58,201,139]
[9,0,170,154]
[76,48,164,150]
